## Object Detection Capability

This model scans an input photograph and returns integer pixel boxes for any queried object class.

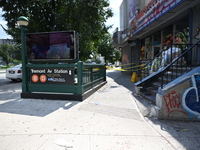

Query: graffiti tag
[182,74,200,119]
[163,91,187,117]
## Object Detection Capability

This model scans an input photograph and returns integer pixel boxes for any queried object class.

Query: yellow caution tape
[106,63,151,72]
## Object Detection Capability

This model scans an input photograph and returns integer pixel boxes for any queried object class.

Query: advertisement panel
[131,0,185,36]
[30,68,74,85]
[128,0,136,24]
[26,31,76,61]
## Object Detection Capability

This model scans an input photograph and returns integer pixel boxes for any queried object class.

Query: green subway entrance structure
[17,16,107,101]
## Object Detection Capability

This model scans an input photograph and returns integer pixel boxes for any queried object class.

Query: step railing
[160,42,200,88]
[138,40,200,88]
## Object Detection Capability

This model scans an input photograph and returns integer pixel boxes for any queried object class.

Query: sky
[0,8,12,39]
[106,0,122,34]
[0,0,121,39]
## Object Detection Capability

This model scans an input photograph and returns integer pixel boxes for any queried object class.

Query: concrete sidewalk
[0,70,200,150]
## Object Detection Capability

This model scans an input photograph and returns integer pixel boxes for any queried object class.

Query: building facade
[119,0,200,74]
[0,39,15,45]
[118,0,200,120]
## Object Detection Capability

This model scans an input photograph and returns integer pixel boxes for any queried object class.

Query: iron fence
[138,41,200,88]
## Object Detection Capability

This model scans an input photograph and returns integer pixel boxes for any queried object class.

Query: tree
[113,50,121,62]
[97,33,116,63]
[13,44,22,60]
[0,43,15,66]
[0,0,113,60]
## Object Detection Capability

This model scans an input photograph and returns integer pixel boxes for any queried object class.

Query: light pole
[17,16,29,93]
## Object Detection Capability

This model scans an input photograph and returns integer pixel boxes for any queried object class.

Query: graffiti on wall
[163,91,187,117]
[182,74,200,119]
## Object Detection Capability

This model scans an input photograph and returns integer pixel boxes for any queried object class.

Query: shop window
[140,39,145,61]
[140,46,146,60]
[175,20,189,45]
[153,31,161,57]
[153,32,161,46]
[145,37,152,59]
[163,25,173,47]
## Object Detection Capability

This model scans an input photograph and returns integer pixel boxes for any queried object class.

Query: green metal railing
[82,63,106,93]
[25,61,106,95]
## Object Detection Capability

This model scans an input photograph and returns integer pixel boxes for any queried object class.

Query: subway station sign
[30,68,74,85]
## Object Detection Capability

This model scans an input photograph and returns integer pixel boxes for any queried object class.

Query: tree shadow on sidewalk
[106,70,152,111]
[107,71,200,150]
[0,98,80,117]
[106,70,134,90]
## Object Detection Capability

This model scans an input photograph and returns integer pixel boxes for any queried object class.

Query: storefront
[120,0,200,74]
[139,18,189,63]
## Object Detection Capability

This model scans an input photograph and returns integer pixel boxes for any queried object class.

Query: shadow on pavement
[148,118,200,150]
[106,70,134,90]
[0,82,80,117]
[0,98,80,117]
[106,70,152,109]
[106,70,200,150]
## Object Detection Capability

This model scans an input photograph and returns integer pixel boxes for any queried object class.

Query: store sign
[130,0,185,36]
[121,28,130,42]
[30,68,74,85]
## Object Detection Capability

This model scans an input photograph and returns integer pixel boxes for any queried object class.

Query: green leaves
[97,33,120,63]
[0,0,114,60]
[0,43,16,65]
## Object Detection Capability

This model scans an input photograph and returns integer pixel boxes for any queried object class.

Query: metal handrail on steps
[138,40,200,89]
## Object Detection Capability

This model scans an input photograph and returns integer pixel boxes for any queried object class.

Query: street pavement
[0,69,6,73]
[0,69,200,150]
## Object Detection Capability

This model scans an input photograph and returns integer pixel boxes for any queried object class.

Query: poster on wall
[30,68,74,85]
